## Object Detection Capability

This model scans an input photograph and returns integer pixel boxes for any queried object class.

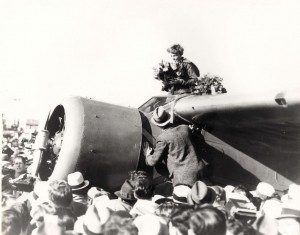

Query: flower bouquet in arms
[192,73,227,95]
[153,60,177,94]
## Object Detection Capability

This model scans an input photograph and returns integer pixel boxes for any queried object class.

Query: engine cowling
[40,96,144,191]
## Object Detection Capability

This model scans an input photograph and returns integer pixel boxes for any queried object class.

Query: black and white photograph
[1,0,300,234]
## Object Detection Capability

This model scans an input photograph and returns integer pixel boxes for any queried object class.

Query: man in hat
[276,203,300,235]
[167,44,200,94]
[145,106,205,188]
[102,179,137,212]
[67,171,90,216]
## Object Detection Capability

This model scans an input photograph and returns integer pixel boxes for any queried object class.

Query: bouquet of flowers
[192,73,227,95]
[153,60,177,93]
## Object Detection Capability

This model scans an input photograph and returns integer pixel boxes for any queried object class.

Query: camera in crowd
[11,174,35,192]
[225,198,257,225]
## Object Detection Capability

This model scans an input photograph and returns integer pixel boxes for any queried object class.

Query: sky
[1,0,300,121]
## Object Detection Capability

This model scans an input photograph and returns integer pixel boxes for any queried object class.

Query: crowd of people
[2,137,300,235]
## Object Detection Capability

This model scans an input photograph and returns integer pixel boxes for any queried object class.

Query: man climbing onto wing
[145,106,205,188]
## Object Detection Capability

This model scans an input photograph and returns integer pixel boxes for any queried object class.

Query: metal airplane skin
[34,89,300,192]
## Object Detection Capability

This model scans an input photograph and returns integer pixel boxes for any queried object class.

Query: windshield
[138,96,176,113]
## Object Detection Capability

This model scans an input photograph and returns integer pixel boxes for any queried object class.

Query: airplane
[30,89,300,193]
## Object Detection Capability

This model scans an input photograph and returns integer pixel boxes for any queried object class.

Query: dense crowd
[2,135,300,235]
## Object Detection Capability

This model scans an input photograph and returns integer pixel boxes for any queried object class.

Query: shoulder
[176,124,190,131]
[182,58,198,68]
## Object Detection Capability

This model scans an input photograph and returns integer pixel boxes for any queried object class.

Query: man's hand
[146,146,153,156]
[142,142,153,157]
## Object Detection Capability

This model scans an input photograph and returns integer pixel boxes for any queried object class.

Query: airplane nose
[39,96,143,191]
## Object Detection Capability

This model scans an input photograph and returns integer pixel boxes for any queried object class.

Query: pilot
[167,44,200,94]
[145,106,205,188]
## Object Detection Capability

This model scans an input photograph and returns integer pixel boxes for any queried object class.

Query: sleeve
[145,139,168,166]
[183,62,200,85]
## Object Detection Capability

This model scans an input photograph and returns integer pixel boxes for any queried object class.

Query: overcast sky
[1,0,300,120]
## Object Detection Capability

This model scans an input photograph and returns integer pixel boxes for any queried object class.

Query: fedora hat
[187,181,215,205]
[114,179,136,201]
[67,171,89,191]
[173,185,191,204]
[151,106,171,127]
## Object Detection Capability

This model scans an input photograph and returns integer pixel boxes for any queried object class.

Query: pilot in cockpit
[167,44,200,95]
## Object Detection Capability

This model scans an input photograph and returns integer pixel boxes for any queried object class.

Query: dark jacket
[146,125,204,187]
[173,58,200,94]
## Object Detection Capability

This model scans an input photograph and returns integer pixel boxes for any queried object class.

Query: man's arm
[145,139,167,166]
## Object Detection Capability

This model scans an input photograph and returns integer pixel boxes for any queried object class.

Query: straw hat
[67,172,89,191]
[173,185,191,204]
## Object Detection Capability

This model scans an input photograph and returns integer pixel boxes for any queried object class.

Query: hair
[133,178,153,200]
[227,216,257,235]
[232,185,253,200]
[103,214,138,235]
[170,204,194,235]
[2,209,22,235]
[155,201,176,223]
[167,44,184,56]
[13,155,26,164]
[31,202,76,230]
[48,180,73,207]
[189,205,226,235]
[56,207,77,230]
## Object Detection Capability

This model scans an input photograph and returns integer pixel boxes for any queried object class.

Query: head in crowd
[13,155,26,177]
[30,201,76,231]
[133,178,154,200]
[187,181,215,205]
[1,209,22,235]
[103,213,138,235]
[2,194,31,232]
[133,214,169,235]
[281,183,300,203]
[74,204,112,235]
[169,204,194,235]
[188,205,226,235]
[167,44,184,63]
[67,171,90,195]
[48,180,73,208]
[88,186,111,205]
[226,217,257,235]
[155,201,176,223]
[56,207,77,230]
[173,185,191,204]
[232,185,253,201]
[276,203,300,235]
[255,182,275,200]
[115,179,137,206]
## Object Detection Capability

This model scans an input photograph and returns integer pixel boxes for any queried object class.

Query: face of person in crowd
[13,158,26,175]
[277,218,300,235]
[170,53,182,63]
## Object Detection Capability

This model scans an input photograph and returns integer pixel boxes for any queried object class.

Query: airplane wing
[172,89,300,191]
